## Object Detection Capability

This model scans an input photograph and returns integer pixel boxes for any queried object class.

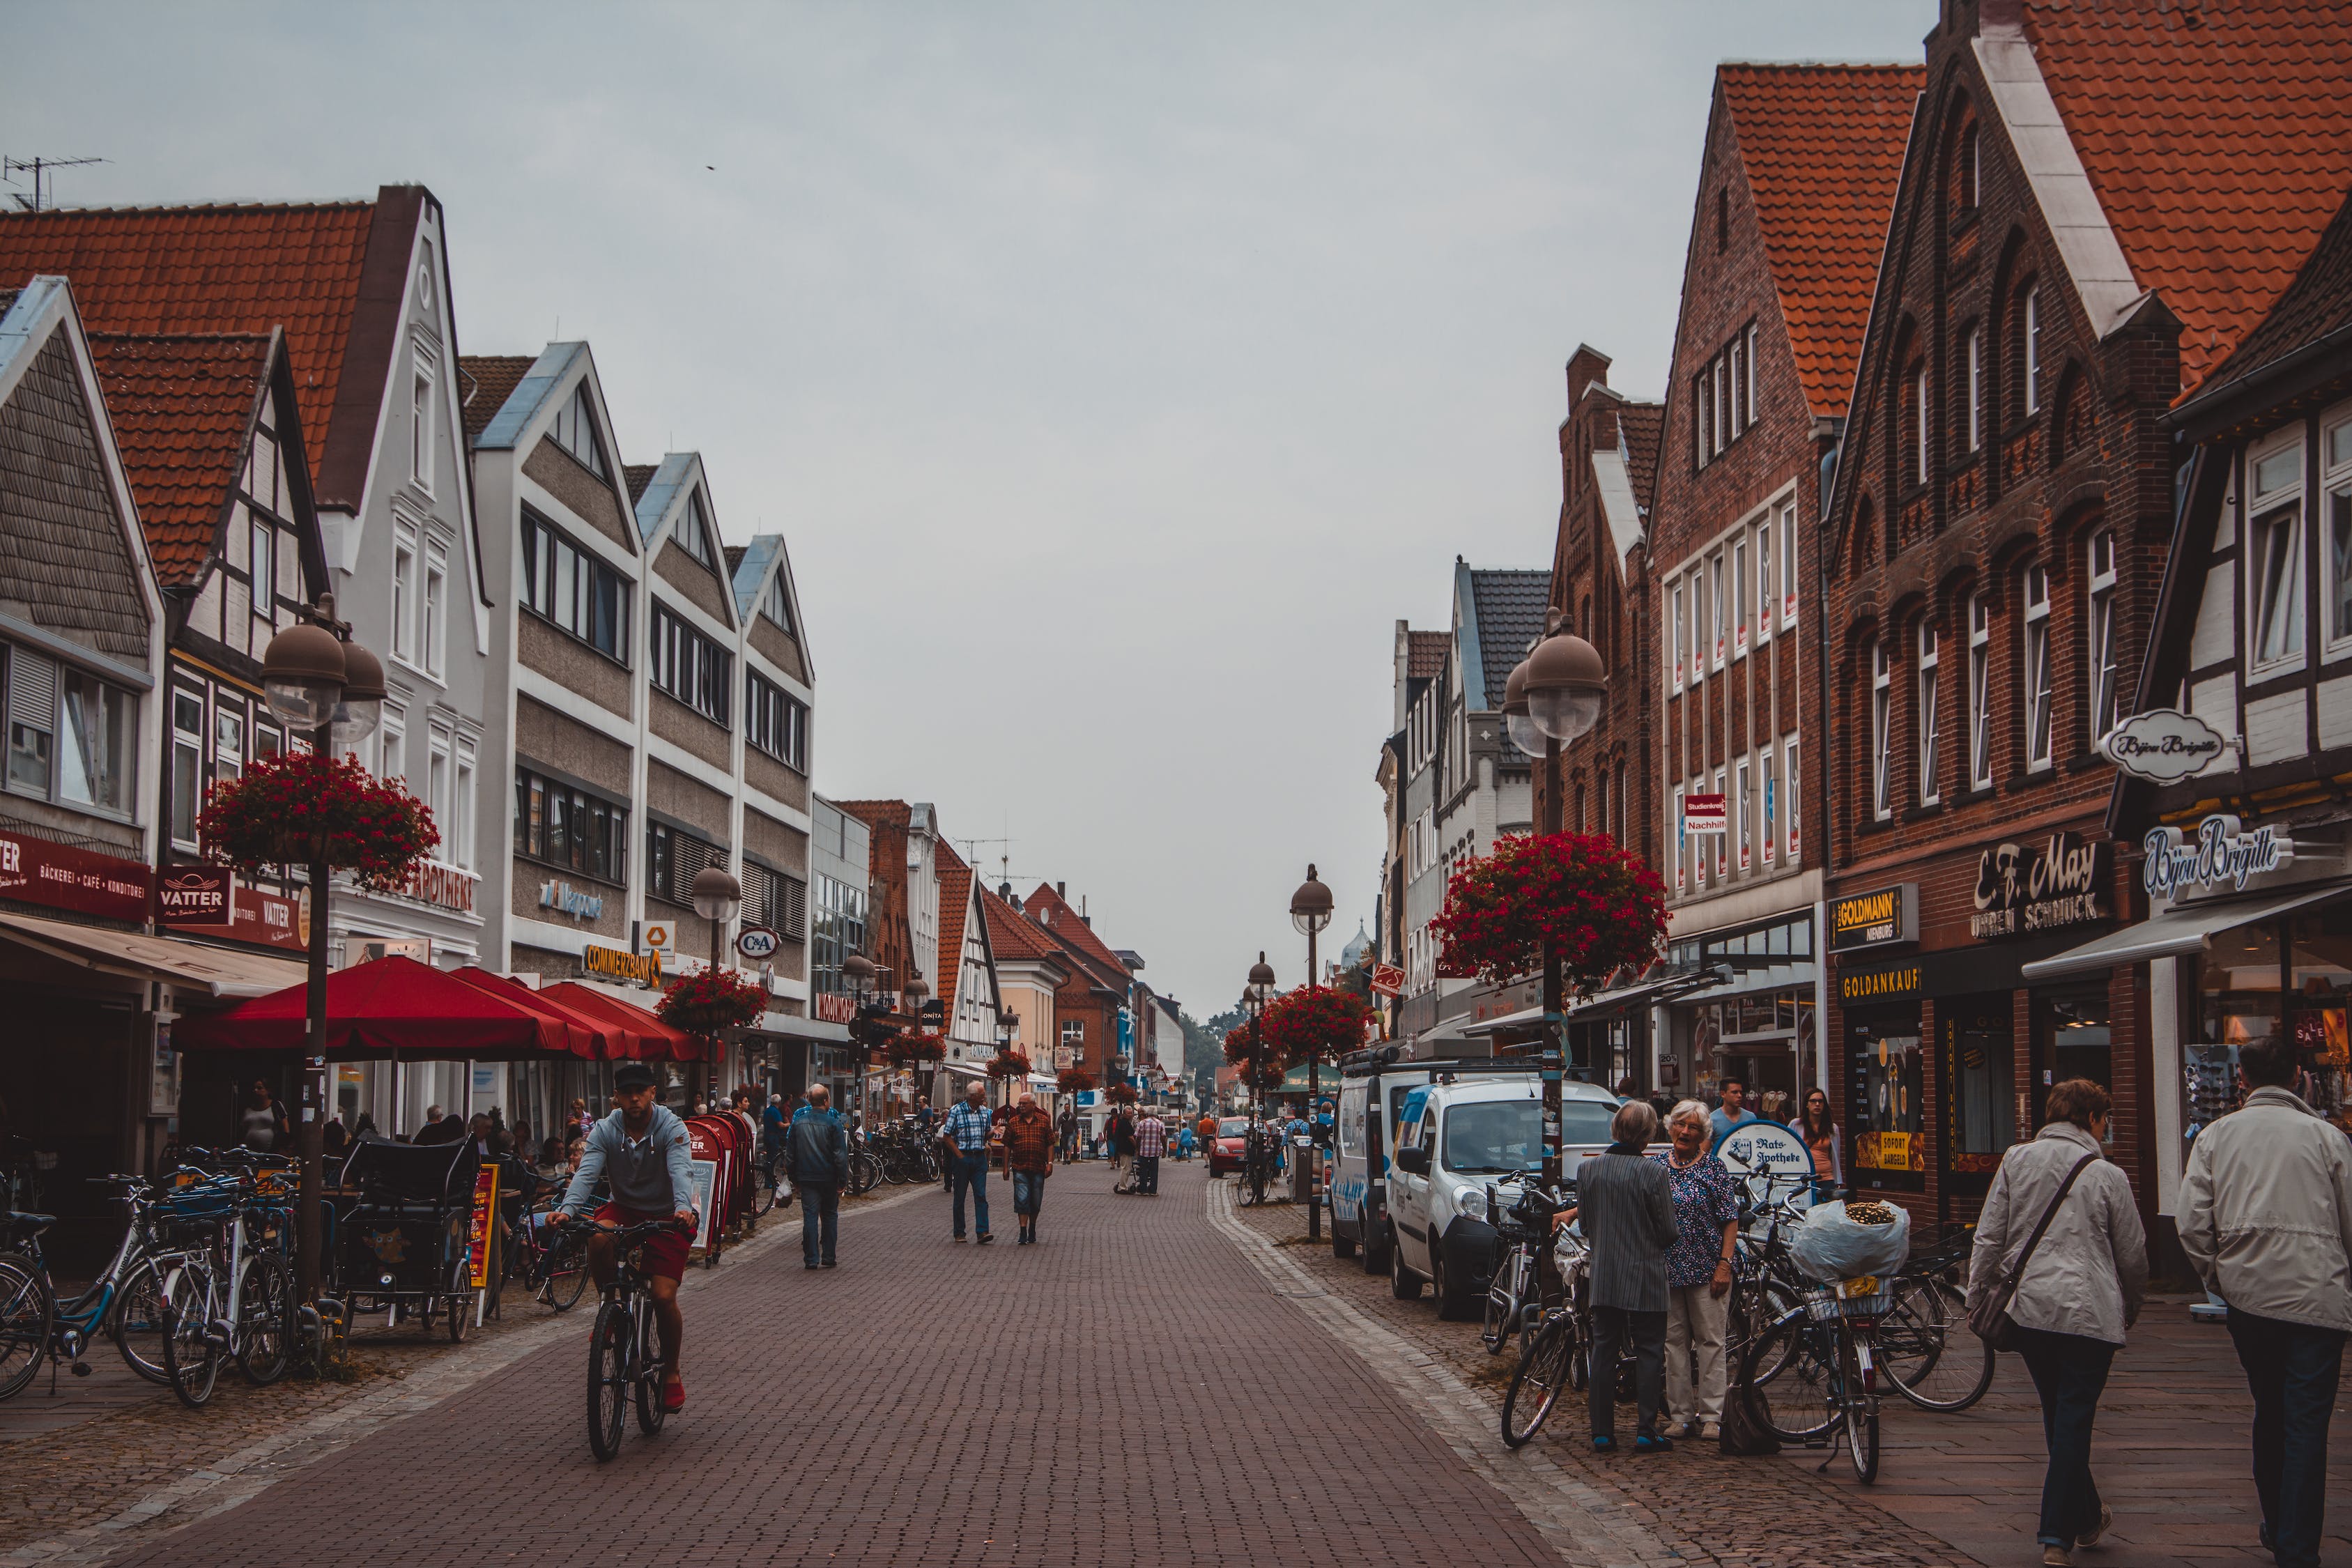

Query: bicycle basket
[155,1180,240,1222]
[1803,1283,1893,1321]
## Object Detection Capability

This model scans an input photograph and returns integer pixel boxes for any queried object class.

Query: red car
[1207,1116,1254,1177]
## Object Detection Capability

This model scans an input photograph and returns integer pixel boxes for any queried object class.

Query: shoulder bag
[1967,1150,2100,1351]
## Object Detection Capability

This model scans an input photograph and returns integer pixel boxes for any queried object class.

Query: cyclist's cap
[613,1063,659,1091]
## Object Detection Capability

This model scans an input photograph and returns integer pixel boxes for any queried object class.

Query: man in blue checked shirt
[937,1079,997,1243]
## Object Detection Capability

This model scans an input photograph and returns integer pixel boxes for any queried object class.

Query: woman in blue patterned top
[1654,1099,1742,1440]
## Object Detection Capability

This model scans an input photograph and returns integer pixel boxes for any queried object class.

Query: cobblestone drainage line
[1205,1180,1680,1568]
[3,1187,931,1568]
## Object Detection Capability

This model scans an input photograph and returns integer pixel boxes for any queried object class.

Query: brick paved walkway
[89,1159,1565,1568]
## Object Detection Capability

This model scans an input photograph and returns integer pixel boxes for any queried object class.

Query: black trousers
[2014,1326,2116,1548]
[2226,1308,2345,1568]
[1588,1305,1666,1440]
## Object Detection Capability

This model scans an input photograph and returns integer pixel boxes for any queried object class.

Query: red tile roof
[460,355,533,443]
[833,799,912,833]
[981,890,1063,964]
[0,202,376,477]
[1407,630,1449,681]
[86,331,275,587]
[1720,63,1924,420]
[1022,882,1132,983]
[934,840,973,1017]
[2023,0,2352,397]
[1615,402,1665,512]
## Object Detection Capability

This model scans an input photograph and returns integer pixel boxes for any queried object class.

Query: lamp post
[259,595,381,1310]
[1512,627,1608,1194]
[690,865,742,1110]
[840,951,877,1125]
[902,974,930,1113]
[1289,865,1334,1239]
[1243,953,1275,1206]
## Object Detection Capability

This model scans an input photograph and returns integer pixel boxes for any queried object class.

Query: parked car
[1385,1076,1622,1320]
[1206,1116,1254,1176]
[1330,1055,1553,1275]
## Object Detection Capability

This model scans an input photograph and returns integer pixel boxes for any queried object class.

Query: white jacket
[1967,1121,2146,1346]
[2178,1086,2352,1335]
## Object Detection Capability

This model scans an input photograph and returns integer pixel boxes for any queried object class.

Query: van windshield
[1443,1099,1618,1172]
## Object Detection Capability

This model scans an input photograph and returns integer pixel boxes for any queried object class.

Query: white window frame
[427,725,452,848]
[1746,324,1759,428]
[1692,775,1707,888]
[1732,535,1749,659]
[1714,357,1728,455]
[1779,502,1798,628]
[453,737,476,869]
[1736,756,1752,873]
[1728,337,1743,434]
[2249,429,2306,674]
[2024,286,2042,416]
[1760,747,1778,866]
[2325,406,2352,659]
[410,369,434,493]
[390,521,417,665]
[1669,581,1686,691]
[2086,528,2119,742]
[170,686,203,850]
[1673,783,1686,891]
[1914,364,1931,484]
[1871,638,1892,820]
[1713,767,1728,879]
[1917,620,1940,806]
[422,540,447,679]
[1691,567,1709,684]
[1966,325,1983,452]
[380,702,407,787]
[1784,735,1801,863]
[2024,564,2053,771]
[1755,519,1772,646]
[1968,592,1993,790]
[1711,553,1727,669]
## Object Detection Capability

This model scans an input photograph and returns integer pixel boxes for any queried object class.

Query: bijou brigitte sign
[2142,813,2294,898]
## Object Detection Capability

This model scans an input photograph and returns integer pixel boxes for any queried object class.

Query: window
[650,604,732,725]
[1760,748,1777,866]
[760,569,793,632]
[6,649,135,814]
[422,544,447,678]
[743,861,808,940]
[675,489,713,567]
[2022,286,2043,416]
[391,525,415,662]
[2328,415,2352,648]
[1913,364,1931,484]
[1696,371,1712,468]
[2249,435,2306,672]
[1691,567,1709,682]
[410,370,433,491]
[1716,186,1728,253]
[514,766,628,884]
[1784,737,1801,863]
[1917,620,1940,806]
[1670,581,1686,689]
[1732,534,1749,658]
[1965,325,1983,452]
[645,821,727,908]
[1778,502,1797,627]
[1713,767,1728,879]
[745,670,808,769]
[1736,757,1752,873]
[520,509,630,663]
[453,739,476,869]
[1596,771,1610,841]
[1871,638,1892,820]
[1728,336,1744,433]
[379,704,405,785]
[1959,122,1980,210]
[1714,358,1728,455]
[213,699,244,785]
[1711,553,1727,667]
[1672,784,1686,891]
[550,380,608,477]
[1755,518,1772,645]
[2024,564,2053,769]
[249,518,274,620]
[1061,1019,1085,1048]
[1968,592,1993,790]
[2086,529,2119,740]
[1746,324,1758,429]
[171,688,203,847]
[426,730,451,854]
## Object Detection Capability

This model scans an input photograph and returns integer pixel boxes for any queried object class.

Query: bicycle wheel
[632,1303,668,1436]
[111,1255,174,1385]
[1880,1277,1994,1413]
[587,1300,629,1461]
[850,1152,882,1194]
[1501,1312,1575,1448]
[160,1265,220,1410]
[0,1254,54,1402]
[235,1252,294,1385]
[1480,1252,1523,1355]
[753,1158,781,1216]
[541,1234,589,1312]
[1843,1337,1880,1482]
[1742,1313,1839,1443]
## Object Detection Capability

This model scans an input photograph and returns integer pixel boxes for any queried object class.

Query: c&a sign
[1971,831,2110,939]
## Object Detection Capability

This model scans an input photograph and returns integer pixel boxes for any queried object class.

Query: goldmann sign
[1971,831,2109,938]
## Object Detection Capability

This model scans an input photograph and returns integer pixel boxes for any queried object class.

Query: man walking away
[2180,1036,2352,1568]
[1133,1108,1167,1194]
[1057,1105,1079,1164]
[787,1084,848,1269]
[1004,1092,1055,1243]
[1574,1099,1680,1453]
[941,1080,995,1244]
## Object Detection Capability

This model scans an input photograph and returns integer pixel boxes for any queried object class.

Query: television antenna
[3,155,107,212]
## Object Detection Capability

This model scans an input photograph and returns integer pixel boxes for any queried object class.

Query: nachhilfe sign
[1683,793,1727,835]
[1829,884,1916,952]
[2103,707,2228,784]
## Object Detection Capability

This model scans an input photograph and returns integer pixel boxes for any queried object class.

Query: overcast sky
[8,1,1931,1019]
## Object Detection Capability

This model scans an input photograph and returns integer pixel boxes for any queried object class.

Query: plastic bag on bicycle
[1787,1198,1909,1283]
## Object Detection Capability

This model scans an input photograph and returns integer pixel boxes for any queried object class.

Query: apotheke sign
[2142,813,2293,898]
[1971,831,2110,938]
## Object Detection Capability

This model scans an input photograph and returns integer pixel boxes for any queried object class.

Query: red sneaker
[663,1378,685,1413]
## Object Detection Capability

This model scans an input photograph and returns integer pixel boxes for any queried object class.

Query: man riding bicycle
[551,1062,698,1411]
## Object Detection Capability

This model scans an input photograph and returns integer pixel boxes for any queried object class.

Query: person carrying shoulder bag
[1966,1079,2146,1568]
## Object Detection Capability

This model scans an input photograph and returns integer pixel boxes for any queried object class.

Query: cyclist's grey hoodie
[558,1105,697,1219]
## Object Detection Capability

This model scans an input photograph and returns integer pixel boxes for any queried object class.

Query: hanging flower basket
[656,965,767,1046]
[1431,831,1667,992]
[1221,1020,1266,1067]
[884,1031,947,1068]
[196,751,437,893]
[1105,1082,1139,1105]
[1056,1068,1096,1094]
[987,1047,1033,1080]
[1261,985,1374,1068]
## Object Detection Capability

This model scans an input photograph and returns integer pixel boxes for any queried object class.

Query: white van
[1330,1056,1534,1274]
[1384,1075,1622,1319]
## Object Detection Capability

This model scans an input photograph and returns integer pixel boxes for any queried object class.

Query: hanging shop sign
[1971,831,2110,939]
[0,829,151,923]
[813,991,859,1024]
[1829,883,1917,953]
[582,943,662,987]
[1683,793,1727,836]
[735,925,780,960]
[1369,963,1405,998]
[2142,813,2294,898]
[2103,707,2228,784]
[154,866,230,925]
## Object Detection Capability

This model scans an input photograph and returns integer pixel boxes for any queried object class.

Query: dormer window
[760,569,793,633]
[551,381,608,479]
[677,489,714,567]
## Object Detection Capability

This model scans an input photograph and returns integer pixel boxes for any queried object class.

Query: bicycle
[1739,1273,1893,1482]
[565,1216,690,1461]
[157,1167,298,1408]
[0,1174,209,1400]
[1500,1208,1590,1449]
[1875,1224,1994,1413]
[1481,1183,1561,1359]
[505,1197,590,1312]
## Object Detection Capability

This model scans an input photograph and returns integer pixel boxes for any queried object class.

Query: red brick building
[1820,0,2352,1230]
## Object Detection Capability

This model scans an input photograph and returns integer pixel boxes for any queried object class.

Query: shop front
[1656,910,1821,1116]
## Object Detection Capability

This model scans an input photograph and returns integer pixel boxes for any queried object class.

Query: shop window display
[1941,1001,2014,1179]
[1848,1013,1924,1188]
[2190,912,2352,1151]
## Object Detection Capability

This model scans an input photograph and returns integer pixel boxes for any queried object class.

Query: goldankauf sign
[2142,813,2293,898]
[1971,831,2110,938]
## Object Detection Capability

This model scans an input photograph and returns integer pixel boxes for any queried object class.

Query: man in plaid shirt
[1132,1109,1167,1195]
[938,1079,996,1243]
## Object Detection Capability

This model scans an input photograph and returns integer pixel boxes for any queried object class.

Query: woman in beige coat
[1967,1078,2146,1567]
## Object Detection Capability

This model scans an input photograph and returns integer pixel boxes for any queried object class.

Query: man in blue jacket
[787,1084,849,1268]
[555,1062,699,1412]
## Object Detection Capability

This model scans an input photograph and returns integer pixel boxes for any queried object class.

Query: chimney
[1565,344,1613,414]
[1056,881,1066,898]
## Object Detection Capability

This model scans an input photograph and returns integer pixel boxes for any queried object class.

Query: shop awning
[1663,960,1819,1009]
[541,981,702,1061]
[0,909,306,999]
[745,1009,852,1045]
[171,954,589,1060]
[1460,969,1729,1036]
[451,968,618,1059]
[2020,883,2352,982]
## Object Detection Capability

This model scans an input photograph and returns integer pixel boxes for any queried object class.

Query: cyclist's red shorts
[594,1204,690,1282]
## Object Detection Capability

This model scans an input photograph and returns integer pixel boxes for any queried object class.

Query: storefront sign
[466,1165,499,1291]
[2142,813,2294,898]
[735,925,780,960]
[154,866,230,924]
[1856,1130,1914,1171]
[1970,832,2110,939]
[2103,707,2227,783]
[1829,884,1917,952]
[1712,1119,1814,1206]
[1369,962,1404,998]
[582,943,662,987]
[0,829,150,923]
[539,879,604,921]
[1684,794,1726,835]
[397,859,476,915]
[813,991,858,1024]
[1840,962,1922,1003]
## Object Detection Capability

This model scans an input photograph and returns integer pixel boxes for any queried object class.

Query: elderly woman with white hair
[1573,1098,1681,1452]
[1657,1098,1743,1440]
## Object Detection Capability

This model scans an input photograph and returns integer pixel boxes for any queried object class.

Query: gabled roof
[86,330,277,587]
[1617,402,1664,512]
[631,454,707,551]
[934,840,976,1019]
[1455,564,1549,711]
[2015,0,2352,398]
[981,889,1066,969]
[459,355,534,443]
[1719,63,1924,420]
[1022,882,1132,983]
[472,341,586,452]
[1406,630,1448,681]
[2194,183,2352,412]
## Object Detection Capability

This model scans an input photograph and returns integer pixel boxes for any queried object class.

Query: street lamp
[1514,626,1608,1194]
[259,594,377,1313]
[690,865,742,1109]
[1243,953,1275,1206]
[1289,864,1334,1240]
[840,951,877,1127]
[903,973,930,1112]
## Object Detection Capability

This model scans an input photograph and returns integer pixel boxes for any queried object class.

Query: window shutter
[9,648,56,732]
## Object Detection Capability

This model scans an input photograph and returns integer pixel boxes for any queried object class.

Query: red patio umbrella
[543,981,703,1062]
[170,954,584,1061]
[449,967,617,1060]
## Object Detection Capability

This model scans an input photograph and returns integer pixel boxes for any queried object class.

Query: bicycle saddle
[4,1210,56,1237]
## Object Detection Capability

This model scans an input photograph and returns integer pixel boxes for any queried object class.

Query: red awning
[449,967,615,1059]
[542,982,704,1062]
[171,954,588,1061]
